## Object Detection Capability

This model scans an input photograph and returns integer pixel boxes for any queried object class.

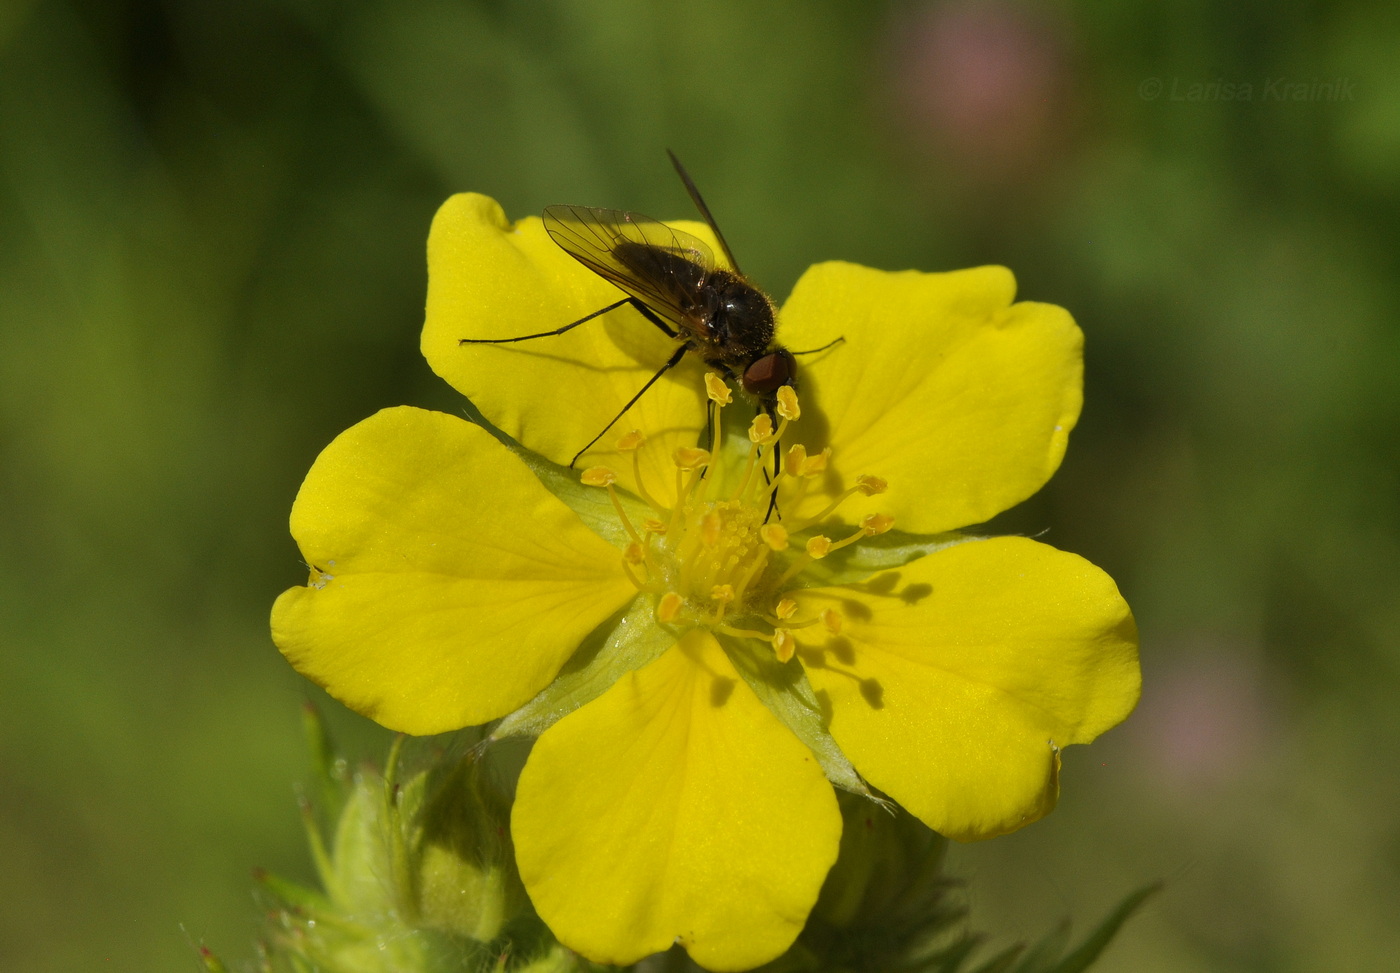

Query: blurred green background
[3,1,1398,970]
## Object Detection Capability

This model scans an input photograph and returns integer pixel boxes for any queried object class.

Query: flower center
[581,375,892,662]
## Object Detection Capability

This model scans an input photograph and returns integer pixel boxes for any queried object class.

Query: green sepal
[451,393,654,548]
[491,595,673,740]
[300,702,351,829]
[793,529,977,589]
[407,751,528,942]
[715,632,872,798]
[511,443,655,549]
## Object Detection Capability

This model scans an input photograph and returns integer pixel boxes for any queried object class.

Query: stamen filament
[621,558,656,592]
[784,485,865,534]
[718,623,773,641]
[631,448,667,516]
[606,485,644,548]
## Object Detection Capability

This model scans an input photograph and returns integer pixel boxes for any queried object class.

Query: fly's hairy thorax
[696,270,777,371]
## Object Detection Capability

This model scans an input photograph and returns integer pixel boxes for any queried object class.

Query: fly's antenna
[667,149,742,275]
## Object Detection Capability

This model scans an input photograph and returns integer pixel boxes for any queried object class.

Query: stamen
[771,628,796,663]
[581,467,617,487]
[799,448,831,477]
[856,475,887,496]
[700,510,723,547]
[615,430,646,452]
[820,515,894,557]
[710,584,735,623]
[674,447,711,472]
[784,444,808,478]
[774,597,798,620]
[719,623,773,641]
[821,608,842,635]
[656,592,684,624]
[748,414,775,445]
[805,536,833,559]
[860,513,895,535]
[776,386,800,421]
[621,558,652,593]
[759,523,788,551]
[704,373,733,405]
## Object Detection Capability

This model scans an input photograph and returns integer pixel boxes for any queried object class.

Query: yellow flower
[271,193,1140,972]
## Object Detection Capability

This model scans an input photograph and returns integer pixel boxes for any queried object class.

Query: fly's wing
[543,205,715,333]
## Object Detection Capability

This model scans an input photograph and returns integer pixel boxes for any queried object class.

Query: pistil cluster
[581,376,893,663]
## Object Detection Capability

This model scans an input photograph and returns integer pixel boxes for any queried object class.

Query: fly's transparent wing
[543,205,715,333]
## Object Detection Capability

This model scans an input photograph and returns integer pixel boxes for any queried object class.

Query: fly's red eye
[742,349,796,396]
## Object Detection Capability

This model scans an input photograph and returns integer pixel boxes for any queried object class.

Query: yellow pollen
[589,380,891,658]
[776,386,800,420]
[580,466,617,487]
[748,414,775,444]
[772,628,796,663]
[784,444,808,477]
[700,510,723,546]
[861,513,896,535]
[615,430,646,451]
[704,373,733,405]
[674,447,710,471]
[656,592,684,624]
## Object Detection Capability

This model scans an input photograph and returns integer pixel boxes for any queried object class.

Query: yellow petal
[422,193,715,500]
[792,536,1139,841]
[271,406,636,735]
[512,630,841,971]
[779,262,1082,534]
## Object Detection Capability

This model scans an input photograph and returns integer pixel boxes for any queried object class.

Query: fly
[459,151,838,467]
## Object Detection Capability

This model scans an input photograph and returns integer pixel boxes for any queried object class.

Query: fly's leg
[569,344,689,468]
[459,296,679,345]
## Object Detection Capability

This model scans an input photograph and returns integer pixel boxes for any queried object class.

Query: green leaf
[1010,921,1071,973]
[1048,883,1161,973]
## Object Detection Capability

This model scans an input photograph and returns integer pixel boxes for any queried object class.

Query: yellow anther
[860,513,895,536]
[821,608,842,636]
[700,510,723,546]
[800,447,831,477]
[615,430,646,451]
[674,447,711,471]
[856,475,888,496]
[776,386,800,421]
[784,443,808,477]
[748,413,775,444]
[759,523,789,551]
[775,597,798,620]
[642,518,668,535]
[772,628,796,663]
[805,535,832,559]
[624,542,646,564]
[581,467,617,487]
[705,373,733,405]
[656,592,684,623]
[711,584,735,604]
